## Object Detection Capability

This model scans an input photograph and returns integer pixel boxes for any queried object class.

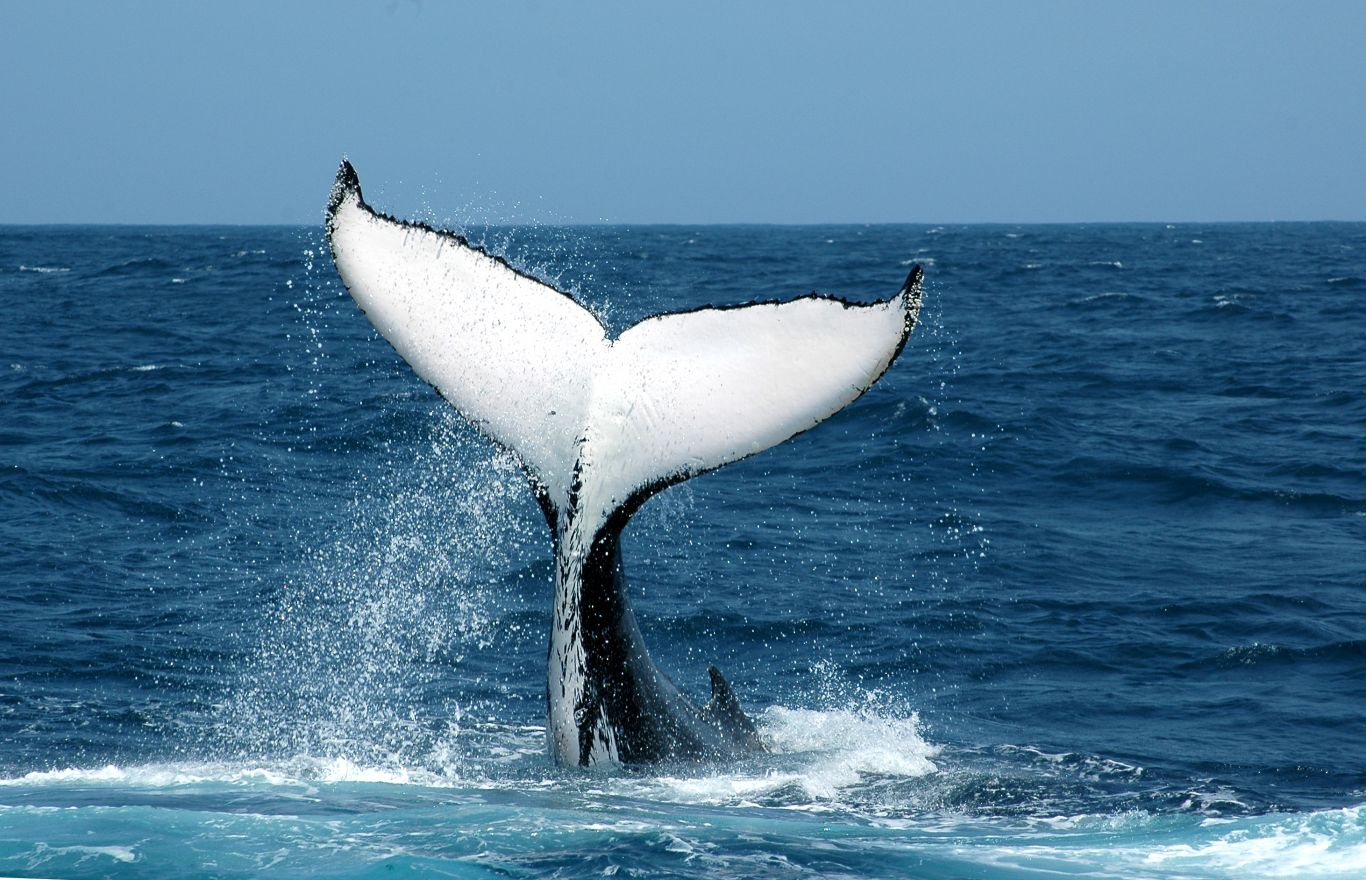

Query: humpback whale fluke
[325,160,924,767]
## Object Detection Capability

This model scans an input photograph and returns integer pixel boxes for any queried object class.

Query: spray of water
[221,406,541,772]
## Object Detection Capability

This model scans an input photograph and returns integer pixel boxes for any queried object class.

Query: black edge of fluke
[886,262,924,368]
[324,158,592,311]
[326,158,925,350]
[901,264,924,299]
[324,159,563,519]
[325,160,926,529]
[328,159,362,223]
[636,261,926,333]
[900,263,925,331]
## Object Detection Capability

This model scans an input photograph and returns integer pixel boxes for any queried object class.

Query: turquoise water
[1,222,1363,877]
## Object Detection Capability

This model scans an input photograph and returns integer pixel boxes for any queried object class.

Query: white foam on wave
[6,757,1362,878]
[18,264,70,273]
[614,704,939,807]
[762,706,938,779]
[0,756,465,791]
[41,843,137,864]
[966,805,1366,880]
[0,704,936,808]
[1143,805,1366,878]
[1079,291,1132,303]
[996,743,1145,780]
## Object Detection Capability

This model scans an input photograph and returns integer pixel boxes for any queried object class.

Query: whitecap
[609,704,938,807]
[18,265,70,273]
[960,806,1366,880]
[43,844,138,864]
[997,743,1144,779]
[1144,805,1366,878]
[0,757,468,791]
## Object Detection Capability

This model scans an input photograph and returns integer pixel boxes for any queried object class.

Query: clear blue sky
[3,1,1363,224]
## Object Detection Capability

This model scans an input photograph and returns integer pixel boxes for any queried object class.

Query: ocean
[1,219,1363,878]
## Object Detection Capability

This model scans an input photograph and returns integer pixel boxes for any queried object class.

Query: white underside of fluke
[326,161,922,766]
[328,168,919,539]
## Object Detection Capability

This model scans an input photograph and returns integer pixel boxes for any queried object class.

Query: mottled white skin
[326,161,921,767]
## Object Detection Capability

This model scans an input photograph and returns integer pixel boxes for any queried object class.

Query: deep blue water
[1,220,1363,878]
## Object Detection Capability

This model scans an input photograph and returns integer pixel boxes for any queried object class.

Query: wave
[3,697,1361,878]
[940,805,1366,879]
[94,257,177,277]
[1,703,938,799]
[1055,455,1362,513]
[1,757,463,791]
[1188,295,1296,323]
[4,760,1362,879]
[6,361,190,400]
[1139,805,1366,878]
[1190,640,1366,671]
[1,465,202,523]
[1065,290,1149,310]
[31,695,1346,828]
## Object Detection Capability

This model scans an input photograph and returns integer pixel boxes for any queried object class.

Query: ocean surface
[1,218,1363,879]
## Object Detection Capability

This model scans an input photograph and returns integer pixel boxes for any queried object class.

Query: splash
[604,696,939,811]
[220,411,541,771]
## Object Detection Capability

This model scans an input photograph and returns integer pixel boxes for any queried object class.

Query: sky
[2,1,1364,225]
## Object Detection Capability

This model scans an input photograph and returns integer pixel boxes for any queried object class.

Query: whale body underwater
[325,161,924,768]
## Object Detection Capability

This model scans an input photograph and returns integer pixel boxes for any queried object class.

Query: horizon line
[4,218,1366,230]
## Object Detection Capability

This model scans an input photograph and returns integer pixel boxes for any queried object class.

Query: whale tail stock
[326,160,923,765]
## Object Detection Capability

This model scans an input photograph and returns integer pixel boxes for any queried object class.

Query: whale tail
[327,160,923,535]
[326,160,923,765]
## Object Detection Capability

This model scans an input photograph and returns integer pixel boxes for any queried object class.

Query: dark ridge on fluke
[326,159,362,220]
